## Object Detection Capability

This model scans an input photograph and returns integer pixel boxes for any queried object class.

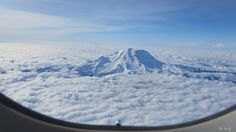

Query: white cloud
[0,8,70,29]
[213,43,226,48]
[0,0,188,42]
[212,43,236,49]
[0,8,124,41]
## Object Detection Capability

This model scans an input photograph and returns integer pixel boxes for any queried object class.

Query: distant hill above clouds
[76,48,164,76]
[74,48,236,84]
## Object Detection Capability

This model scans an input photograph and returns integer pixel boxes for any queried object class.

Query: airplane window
[0,0,236,127]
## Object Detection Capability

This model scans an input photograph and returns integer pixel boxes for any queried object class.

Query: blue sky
[0,0,236,48]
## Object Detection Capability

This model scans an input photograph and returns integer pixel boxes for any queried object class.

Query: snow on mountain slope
[76,48,164,76]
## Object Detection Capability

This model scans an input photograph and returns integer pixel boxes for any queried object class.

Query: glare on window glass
[0,0,236,126]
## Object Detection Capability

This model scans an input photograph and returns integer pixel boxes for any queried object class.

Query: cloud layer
[0,43,236,126]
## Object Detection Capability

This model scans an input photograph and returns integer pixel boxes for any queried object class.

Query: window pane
[0,0,236,126]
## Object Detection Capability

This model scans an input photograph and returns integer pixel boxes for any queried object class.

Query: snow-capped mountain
[75,48,236,84]
[76,48,164,76]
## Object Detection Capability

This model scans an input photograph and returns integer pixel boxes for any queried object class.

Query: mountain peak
[76,48,164,76]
